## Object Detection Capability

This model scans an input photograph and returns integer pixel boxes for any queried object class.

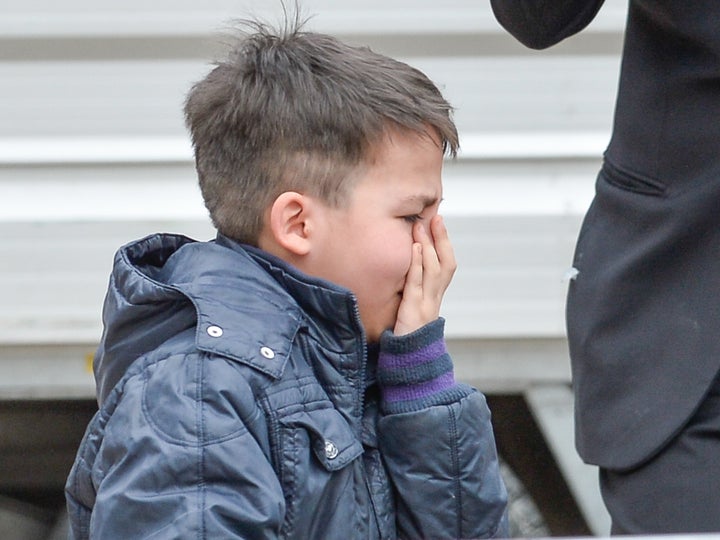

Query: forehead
[374,125,443,161]
[355,130,443,195]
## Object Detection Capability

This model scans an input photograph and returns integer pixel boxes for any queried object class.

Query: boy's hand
[394,215,457,336]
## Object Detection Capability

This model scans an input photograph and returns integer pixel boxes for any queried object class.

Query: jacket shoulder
[95,324,269,449]
[135,345,267,447]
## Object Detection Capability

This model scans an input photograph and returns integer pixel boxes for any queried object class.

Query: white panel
[0,60,197,137]
[0,0,629,37]
[0,213,584,344]
[0,55,620,137]
[0,0,625,403]
[405,56,621,134]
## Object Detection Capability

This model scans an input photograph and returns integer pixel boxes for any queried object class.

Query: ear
[264,191,314,256]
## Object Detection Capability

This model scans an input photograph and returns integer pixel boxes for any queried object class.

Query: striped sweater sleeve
[377,318,472,414]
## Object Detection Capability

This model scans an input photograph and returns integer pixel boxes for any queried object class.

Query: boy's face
[302,128,445,342]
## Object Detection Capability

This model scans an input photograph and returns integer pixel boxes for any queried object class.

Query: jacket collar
[217,235,366,347]
[96,232,366,402]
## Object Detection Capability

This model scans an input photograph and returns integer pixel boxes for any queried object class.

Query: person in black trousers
[489,0,720,534]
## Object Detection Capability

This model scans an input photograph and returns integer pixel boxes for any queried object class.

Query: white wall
[0,0,628,398]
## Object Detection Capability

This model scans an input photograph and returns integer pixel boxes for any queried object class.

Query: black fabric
[568,0,720,471]
[492,0,720,470]
[490,0,606,50]
[600,373,720,534]
[491,0,720,533]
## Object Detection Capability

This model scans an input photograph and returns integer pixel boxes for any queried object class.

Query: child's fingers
[395,218,456,336]
[419,216,455,299]
[430,216,457,280]
[404,242,424,296]
[415,222,440,275]
[394,242,423,335]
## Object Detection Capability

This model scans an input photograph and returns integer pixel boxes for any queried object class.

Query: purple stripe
[380,339,446,370]
[383,371,456,403]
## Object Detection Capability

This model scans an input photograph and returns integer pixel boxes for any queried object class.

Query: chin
[363,311,398,342]
[365,330,382,344]
[365,326,388,344]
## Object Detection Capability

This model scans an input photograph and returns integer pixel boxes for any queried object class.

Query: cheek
[354,223,414,286]
[379,233,414,279]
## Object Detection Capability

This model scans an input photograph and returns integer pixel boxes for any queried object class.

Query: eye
[402,214,423,224]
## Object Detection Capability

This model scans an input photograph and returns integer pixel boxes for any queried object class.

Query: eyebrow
[401,195,442,208]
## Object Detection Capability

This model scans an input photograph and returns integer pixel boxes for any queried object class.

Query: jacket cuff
[377,318,470,414]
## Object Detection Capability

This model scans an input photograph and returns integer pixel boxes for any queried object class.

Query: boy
[65,17,509,539]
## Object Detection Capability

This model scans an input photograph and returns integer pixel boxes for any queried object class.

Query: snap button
[324,440,339,460]
[260,346,275,359]
[207,325,223,338]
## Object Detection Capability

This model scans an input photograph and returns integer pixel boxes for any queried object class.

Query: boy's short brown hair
[184,16,458,245]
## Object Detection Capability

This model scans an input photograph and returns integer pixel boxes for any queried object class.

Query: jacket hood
[93,233,361,405]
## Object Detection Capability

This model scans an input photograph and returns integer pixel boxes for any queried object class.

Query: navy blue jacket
[65,233,508,539]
